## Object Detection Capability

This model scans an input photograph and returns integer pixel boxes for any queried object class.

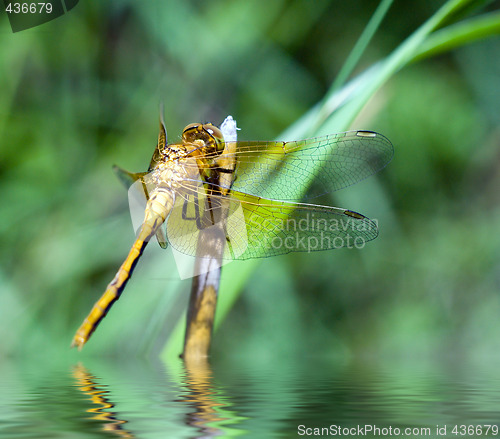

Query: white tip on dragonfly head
[220,115,239,142]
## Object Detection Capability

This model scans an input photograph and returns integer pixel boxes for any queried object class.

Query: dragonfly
[71,114,393,350]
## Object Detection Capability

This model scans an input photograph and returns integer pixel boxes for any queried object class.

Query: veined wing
[185,130,393,201]
[166,183,378,261]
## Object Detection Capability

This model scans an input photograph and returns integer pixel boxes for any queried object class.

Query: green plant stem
[411,10,500,63]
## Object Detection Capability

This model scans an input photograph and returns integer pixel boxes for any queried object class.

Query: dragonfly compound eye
[182,122,225,153]
[202,124,224,142]
[182,123,202,140]
[203,124,225,154]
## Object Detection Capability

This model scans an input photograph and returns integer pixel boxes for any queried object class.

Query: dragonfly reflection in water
[71,114,393,349]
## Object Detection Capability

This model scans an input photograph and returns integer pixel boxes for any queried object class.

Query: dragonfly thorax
[154,144,187,162]
[147,160,196,191]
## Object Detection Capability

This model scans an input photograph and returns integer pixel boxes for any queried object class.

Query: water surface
[1,354,499,438]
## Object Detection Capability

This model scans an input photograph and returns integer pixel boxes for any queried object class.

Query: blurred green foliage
[0,0,499,361]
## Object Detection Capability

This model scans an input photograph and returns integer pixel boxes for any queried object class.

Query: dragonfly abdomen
[70,238,148,350]
[142,187,175,237]
[71,188,175,350]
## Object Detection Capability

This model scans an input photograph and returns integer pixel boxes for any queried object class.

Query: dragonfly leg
[181,194,205,230]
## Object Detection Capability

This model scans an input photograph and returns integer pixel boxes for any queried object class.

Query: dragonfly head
[182,123,225,155]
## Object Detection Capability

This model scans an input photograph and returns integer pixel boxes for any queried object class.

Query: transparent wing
[166,182,378,260]
[231,130,393,200]
[123,171,168,249]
